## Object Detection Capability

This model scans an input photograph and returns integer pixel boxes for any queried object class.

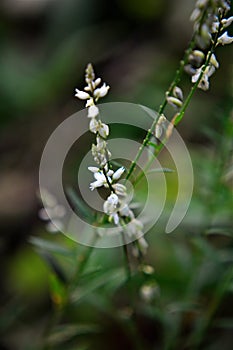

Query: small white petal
[112,213,119,225]
[210,53,219,69]
[217,32,233,46]
[94,77,101,86]
[94,172,105,181]
[113,167,125,181]
[85,98,94,107]
[88,166,100,173]
[89,179,104,190]
[75,89,90,100]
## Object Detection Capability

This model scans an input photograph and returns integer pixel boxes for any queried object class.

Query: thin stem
[133,12,224,185]
[125,32,198,181]
[125,4,223,183]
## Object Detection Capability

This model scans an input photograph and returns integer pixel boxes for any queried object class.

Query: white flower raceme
[75,63,148,256]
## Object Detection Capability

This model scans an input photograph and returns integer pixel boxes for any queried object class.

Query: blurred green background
[0,0,232,349]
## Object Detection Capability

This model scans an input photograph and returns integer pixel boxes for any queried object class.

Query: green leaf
[205,227,233,238]
[147,167,174,175]
[29,236,73,257]
[71,267,125,304]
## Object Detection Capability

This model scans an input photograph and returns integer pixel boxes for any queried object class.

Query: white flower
[112,183,127,196]
[89,117,99,133]
[89,169,113,190]
[222,16,233,28]
[210,53,219,69]
[140,283,158,302]
[98,123,109,138]
[88,105,99,118]
[189,49,205,64]
[211,20,219,33]
[192,65,215,91]
[217,32,233,45]
[94,83,110,99]
[112,167,125,180]
[75,89,90,100]
[90,172,107,190]
[103,194,119,222]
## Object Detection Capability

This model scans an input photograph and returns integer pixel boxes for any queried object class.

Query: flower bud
[173,86,183,101]
[88,105,99,118]
[113,167,125,180]
[166,96,183,109]
[98,123,109,138]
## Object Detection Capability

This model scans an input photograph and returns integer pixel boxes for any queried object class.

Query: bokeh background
[0,0,232,349]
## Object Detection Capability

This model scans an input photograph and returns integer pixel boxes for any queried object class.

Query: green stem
[125,36,196,181]
[132,12,224,185]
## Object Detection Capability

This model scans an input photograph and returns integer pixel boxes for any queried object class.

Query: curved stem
[131,11,224,185]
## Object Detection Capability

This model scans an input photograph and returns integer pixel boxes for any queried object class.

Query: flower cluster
[75,64,148,256]
[187,0,233,90]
